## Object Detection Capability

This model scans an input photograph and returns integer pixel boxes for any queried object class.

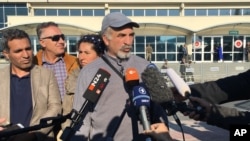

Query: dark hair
[1,29,31,52]
[36,21,58,39]
[77,34,105,56]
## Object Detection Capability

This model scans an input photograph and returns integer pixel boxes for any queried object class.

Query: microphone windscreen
[83,68,111,103]
[132,85,150,108]
[165,68,191,97]
[141,66,174,104]
[125,68,140,88]
[146,63,158,69]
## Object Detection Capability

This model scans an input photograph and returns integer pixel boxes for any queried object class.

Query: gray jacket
[72,54,169,141]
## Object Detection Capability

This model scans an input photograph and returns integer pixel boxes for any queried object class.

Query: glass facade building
[1,1,250,63]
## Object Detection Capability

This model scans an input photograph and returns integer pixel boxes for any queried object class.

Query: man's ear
[102,35,109,47]
[39,39,46,48]
[2,50,9,60]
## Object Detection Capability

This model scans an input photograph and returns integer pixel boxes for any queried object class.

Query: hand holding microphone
[165,68,206,120]
[144,123,173,141]
[141,64,205,118]
[0,118,6,131]
[185,96,212,122]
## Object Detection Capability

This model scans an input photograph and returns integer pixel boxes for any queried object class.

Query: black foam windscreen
[141,66,174,104]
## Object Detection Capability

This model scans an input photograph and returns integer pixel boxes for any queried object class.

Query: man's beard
[117,51,131,59]
[117,45,132,59]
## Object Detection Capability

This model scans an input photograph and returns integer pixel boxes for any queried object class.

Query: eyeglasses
[41,34,65,41]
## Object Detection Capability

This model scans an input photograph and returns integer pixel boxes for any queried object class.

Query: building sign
[194,41,201,48]
[234,40,243,48]
[210,67,219,71]
[229,30,239,35]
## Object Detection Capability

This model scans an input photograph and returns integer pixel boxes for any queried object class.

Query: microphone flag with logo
[83,68,111,103]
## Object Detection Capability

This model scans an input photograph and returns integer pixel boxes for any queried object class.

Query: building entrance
[203,36,223,62]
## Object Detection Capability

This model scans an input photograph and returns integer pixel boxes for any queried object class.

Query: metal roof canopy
[0,23,96,36]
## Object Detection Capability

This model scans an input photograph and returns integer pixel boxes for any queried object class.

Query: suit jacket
[62,67,80,130]
[0,65,62,139]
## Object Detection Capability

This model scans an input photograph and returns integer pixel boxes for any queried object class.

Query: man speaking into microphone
[72,12,168,141]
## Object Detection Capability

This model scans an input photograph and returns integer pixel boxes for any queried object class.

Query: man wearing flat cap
[72,12,169,141]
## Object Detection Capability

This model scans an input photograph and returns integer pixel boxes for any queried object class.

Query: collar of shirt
[11,73,30,79]
[104,53,129,75]
[42,53,64,65]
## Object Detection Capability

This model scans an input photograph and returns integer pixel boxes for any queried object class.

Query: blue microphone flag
[132,85,150,108]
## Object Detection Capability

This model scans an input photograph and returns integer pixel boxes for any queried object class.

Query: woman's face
[78,42,99,67]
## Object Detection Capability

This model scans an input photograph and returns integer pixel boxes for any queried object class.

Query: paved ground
[167,100,250,141]
[168,113,229,141]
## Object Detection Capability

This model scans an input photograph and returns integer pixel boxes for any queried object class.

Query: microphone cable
[172,113,185,141]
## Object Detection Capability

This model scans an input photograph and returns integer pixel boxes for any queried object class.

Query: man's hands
[0,118,6,131]
[171,87,213,121]
[0,118,36,141]
[144,123,173,141]
[171,87,187,102]
[183,96,212,121]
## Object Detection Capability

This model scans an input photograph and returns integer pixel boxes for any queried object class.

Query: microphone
[141,64,193,137]
[125,68,140,88]
[141,64,175,115]
[125,68,152,141]
[165,68,205,118]
[61,68,110,141]
[132,85,151,131]
[141,64,205,118]
[142,64,174,103]
[165,68,191,97]
[83,68,111,103]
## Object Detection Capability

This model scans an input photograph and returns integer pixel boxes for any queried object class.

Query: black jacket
[189,69,250,129]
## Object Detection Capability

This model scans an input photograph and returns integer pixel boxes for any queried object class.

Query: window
[4,7,15,19]
[196,9,206,16]
[185,9,195,16]
[220,9,230,16]
[169,9,179,16]
[208,9,218,16]
[0,7,3,22]
[146,36,155,45]
[110,9,120,13]
[82,9,93,16]
[145,9,156,16]
[157,9,167,16]
[46,9,57,16]
[34,9,45,16]
[243,8,250,15]
[68,36,78,53]
[70,9,81,16]
[123,9,132,16]
[16,8,28,15]
[94,9,105,16]
[166,36,177,52]
[231,9,242,16]
[58,9,69,16]
[134,9,144,16]
[3,3,15,8]
[135,36,145,52]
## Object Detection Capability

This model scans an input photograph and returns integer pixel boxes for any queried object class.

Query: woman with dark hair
[61,34,105,130]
